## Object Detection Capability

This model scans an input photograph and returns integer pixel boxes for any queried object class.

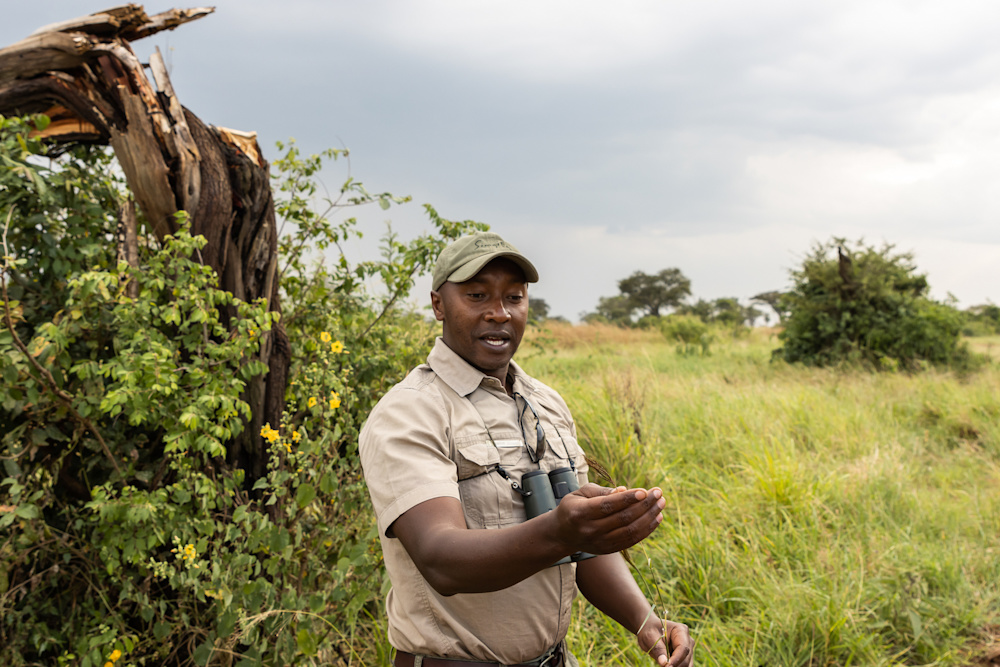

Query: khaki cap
[432,232,539,291]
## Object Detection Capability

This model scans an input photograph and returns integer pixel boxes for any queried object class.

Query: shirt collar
[427,337,535,397]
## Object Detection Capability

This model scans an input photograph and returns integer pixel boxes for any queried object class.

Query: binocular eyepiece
[521,467,595,565]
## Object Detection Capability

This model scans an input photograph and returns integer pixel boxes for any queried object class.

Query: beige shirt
[359,338,589,664]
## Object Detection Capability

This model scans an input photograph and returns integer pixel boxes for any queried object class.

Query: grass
[966,335,1000,361]
[518,322,1000,666]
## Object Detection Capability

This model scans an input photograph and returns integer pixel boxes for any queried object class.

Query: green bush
[0,116,483,665]
[962,304,1000,336]
[659,314,712,356]
[775,238,974,370]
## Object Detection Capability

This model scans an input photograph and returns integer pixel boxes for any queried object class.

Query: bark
[0,4,287,482]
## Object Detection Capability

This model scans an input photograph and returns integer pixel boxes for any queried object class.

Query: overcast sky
[4,1,999,321]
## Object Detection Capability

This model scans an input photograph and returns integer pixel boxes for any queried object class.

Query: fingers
[664,621,694,667]
[575,482,629,498]
[638,623,669,666]
[560,484,665,553]
[576,483,661,515]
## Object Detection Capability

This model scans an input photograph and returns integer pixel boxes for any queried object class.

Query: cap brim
[446,252,539,286]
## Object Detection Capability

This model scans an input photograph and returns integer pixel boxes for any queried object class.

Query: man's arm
[391,483,665,596]
[576,554,695,667]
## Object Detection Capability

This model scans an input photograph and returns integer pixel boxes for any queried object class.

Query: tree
[775,238,970,369]
[0,7,489,663]
[677,297,760,327]
[751,290,787,324]
[963,303,1000,336]
[0,5,285,478]
[593,294,636,325]
[618,268,691,318]
[528,296,550,324]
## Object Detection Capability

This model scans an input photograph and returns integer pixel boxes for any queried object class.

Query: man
[359,231,694,667]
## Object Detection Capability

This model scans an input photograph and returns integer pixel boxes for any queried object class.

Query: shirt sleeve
[359,383,461,538]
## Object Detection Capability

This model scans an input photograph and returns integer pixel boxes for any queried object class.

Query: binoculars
[521,467,595,565]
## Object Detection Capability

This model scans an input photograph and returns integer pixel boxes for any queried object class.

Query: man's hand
[553,483,665,554]
[638,619,694,667]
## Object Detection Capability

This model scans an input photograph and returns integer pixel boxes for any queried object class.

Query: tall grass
[521,322,1000,666]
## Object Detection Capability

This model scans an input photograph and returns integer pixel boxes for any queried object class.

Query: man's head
[430,232,538,382]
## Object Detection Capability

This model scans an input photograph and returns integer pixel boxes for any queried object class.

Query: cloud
[2,0,998,319]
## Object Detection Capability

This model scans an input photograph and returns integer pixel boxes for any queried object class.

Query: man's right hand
[552,483,665,554]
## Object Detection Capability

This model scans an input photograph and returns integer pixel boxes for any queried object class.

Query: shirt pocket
[543,427,587,474]
[455,439,514,529]
[454,440,500,481]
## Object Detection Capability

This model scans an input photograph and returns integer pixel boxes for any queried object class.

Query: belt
[393,643,563,667]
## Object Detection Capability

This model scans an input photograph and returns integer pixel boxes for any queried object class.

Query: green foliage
[618,268,691,318]
[676,297,760,330]
[586,268,693,326]
[750,290,786,324]
[963,303,1000,336]
[1,117,484,665]
[775,238,974,370]
[523,326,999,666]
[527,296,550,325]
[658,314,712,356]
[589,294,635,326]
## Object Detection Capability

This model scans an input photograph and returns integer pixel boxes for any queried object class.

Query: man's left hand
[638,619,694,667]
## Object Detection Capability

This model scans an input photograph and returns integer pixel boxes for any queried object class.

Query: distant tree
[776,238,970,369]
[677,297,760,327]
[528,296,550,324]
[594,294,636,325]
[962,303,1000,336]
[580,312,608,325]
[751,291,787,324]
[708,297,744,327]
[676,299,713,322]
[618,268,691,318]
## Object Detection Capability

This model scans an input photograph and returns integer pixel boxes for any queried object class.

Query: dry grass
[967,335,1000,361]
[524,320,663,349]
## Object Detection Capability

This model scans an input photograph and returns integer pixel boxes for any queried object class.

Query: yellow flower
[329,393,341,410]
[260,424,279,443]
[330,340,344,354]
[284,442,292,453]
[105,662,114,667]
[182,544,196,561]
[307,396,317,408]
[292,431,301,442]
[248,329,256,338]
[110,649,122,662]
[320,331,332,343]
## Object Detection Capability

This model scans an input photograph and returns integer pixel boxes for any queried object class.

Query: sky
[3,1,999,321]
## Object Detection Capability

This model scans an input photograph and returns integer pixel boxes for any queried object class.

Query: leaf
[296,628,319,656]
[296,483,316,510]
[908,609,923,640]
[14,504,40,520]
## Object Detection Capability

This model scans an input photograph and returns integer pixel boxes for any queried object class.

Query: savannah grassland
[517,324,1000,666]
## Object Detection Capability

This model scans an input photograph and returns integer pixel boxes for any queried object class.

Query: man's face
[431,258,529,382]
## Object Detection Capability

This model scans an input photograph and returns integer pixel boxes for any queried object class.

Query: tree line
[575,268,772,328]
[530,240,993,371]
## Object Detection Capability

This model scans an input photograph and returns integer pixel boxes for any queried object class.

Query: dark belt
[393,643,563,667]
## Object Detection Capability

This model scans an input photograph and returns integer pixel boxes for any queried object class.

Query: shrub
[0,116,483,665]
[775,238,973,370]
[659,314,712,356]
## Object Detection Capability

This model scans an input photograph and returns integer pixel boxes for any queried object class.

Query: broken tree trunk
[0,4,289,482]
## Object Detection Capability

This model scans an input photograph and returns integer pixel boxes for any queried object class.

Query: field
[514,323,1000,666]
